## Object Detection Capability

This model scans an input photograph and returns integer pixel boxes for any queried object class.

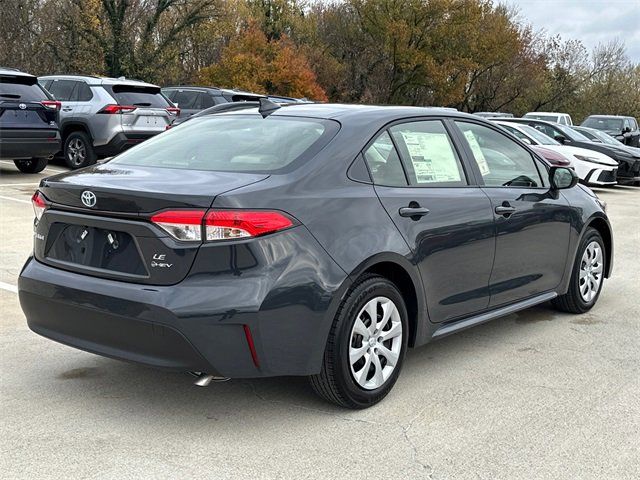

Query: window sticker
[399,132,462,183]
[463,130,490,176]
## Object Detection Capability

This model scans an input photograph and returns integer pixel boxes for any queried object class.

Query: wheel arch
[60,121,93,143]
[347,253,426,347]
[584,215,613,278]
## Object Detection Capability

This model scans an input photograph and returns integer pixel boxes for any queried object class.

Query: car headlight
[574,154,615,166]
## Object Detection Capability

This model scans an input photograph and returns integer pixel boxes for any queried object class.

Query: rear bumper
[94,132,160,157]
[19,227,347,377]
[0,129,61,159]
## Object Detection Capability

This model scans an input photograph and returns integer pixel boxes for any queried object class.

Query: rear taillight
[31,191,47,221]
[98,104,137,114]
[150,209,294,242]
[150,210,205,241]
[41,100,61,111]
[205,210,294,240]
[166,106,180,116]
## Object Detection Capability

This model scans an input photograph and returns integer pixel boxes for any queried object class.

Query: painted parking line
[0,195,31,205]
[0,281,18,294]
[0,183,40,188]
[0,160,67,174]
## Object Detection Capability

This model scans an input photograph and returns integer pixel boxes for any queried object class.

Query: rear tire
[552,228,606,314]
[310,274,408,409]
[13,158,48,173]
[64,131,96,169]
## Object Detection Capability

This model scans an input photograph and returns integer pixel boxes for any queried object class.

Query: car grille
[597,169,617,183]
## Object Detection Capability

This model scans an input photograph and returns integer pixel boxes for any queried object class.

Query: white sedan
[493,121,618,186]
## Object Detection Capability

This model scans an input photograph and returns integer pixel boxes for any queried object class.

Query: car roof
[39,74,160,88]
[524,112,568,116]
[215,103,475,122]
[0,67,36,79]
[162,85,263,96]
[584,114,632,119]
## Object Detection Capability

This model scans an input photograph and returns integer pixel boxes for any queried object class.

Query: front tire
[552,228,606,314]
[310,275,408,409]
[64,131,96,169]
[13,158,48,173]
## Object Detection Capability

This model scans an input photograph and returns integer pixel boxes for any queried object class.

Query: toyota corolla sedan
[19,103,612,408]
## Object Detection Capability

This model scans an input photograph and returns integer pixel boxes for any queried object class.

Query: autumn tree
[197,24,327,100]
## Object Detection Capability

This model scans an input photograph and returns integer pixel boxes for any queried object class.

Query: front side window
[389,120,467,186]
[363,131,407,187]
[112,115,337,173]
[455,121,543,188]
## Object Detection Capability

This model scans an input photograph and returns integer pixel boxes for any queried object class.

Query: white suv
[39,75,178,168]
[523,112,573,126]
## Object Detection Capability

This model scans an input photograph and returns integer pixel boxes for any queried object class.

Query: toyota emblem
[19,103,27,110]
[81,191,97,208]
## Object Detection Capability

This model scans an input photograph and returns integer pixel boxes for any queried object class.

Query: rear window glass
[111,115,339,173]
[107,85,169,107]
[0,76,49,101]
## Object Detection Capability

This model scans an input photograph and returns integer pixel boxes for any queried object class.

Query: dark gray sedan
[19,104,612,408]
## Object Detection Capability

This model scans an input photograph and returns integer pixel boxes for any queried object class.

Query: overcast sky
[502,0,640,63]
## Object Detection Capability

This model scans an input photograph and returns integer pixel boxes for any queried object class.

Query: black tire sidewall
[14,158,48,173]
[333,278,409,407]
[64,131,96,169]
[570,229,605,311]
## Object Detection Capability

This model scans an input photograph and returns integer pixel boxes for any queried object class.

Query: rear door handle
[495,205,516,216]
[399,206,430,218]
[62,108,73,112]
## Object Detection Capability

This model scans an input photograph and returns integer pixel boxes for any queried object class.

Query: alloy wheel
[349,296,403,390]
[579,241,603,302]
[67,138,87,166]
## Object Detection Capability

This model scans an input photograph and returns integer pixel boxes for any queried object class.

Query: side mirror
[623,126,631,133]
[550,166,578,190]
[554,134,567,144]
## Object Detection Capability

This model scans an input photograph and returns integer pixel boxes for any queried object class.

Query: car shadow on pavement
[42,303,565,424]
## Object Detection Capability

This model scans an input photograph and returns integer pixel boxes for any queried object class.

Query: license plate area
[46,224,148,277]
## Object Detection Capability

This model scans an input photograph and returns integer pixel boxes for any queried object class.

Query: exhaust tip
[191,372,230,387]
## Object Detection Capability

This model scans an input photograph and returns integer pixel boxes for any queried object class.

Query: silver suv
[39,75,178,168]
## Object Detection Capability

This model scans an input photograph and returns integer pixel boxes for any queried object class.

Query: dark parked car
[161,86,263,120]
[581,115,640,147]
[19,105,612,408]
[572,125,640,185]
[506,118,640,184]
[0,68,61,173]
[168,100,261,128]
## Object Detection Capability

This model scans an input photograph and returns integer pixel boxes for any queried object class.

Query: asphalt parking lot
[1,160,638,480]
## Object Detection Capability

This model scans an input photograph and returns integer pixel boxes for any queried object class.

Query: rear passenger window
[390,120,467,186]
[171,90,199,109]
[363,132,407,187]
[198,93,215,109]
[48,79,76,101]
[455,121,544,188]
[75,82,93,101]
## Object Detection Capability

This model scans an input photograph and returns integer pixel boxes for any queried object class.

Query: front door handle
[495,204,516,216]
[399,206,430,218]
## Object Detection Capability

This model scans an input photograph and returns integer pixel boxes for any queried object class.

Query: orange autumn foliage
[197,26,327,101]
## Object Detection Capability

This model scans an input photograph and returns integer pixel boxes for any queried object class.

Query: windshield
[518,124,560,145]
[588,128,622,145]
[555,123,590,141]
[112,115,338,173]
[582,117,623,131]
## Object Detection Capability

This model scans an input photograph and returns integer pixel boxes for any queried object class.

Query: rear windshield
[0,75,49,101]
[111,115,339,173]
[582,117,623,131]
[106,85,170,108]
